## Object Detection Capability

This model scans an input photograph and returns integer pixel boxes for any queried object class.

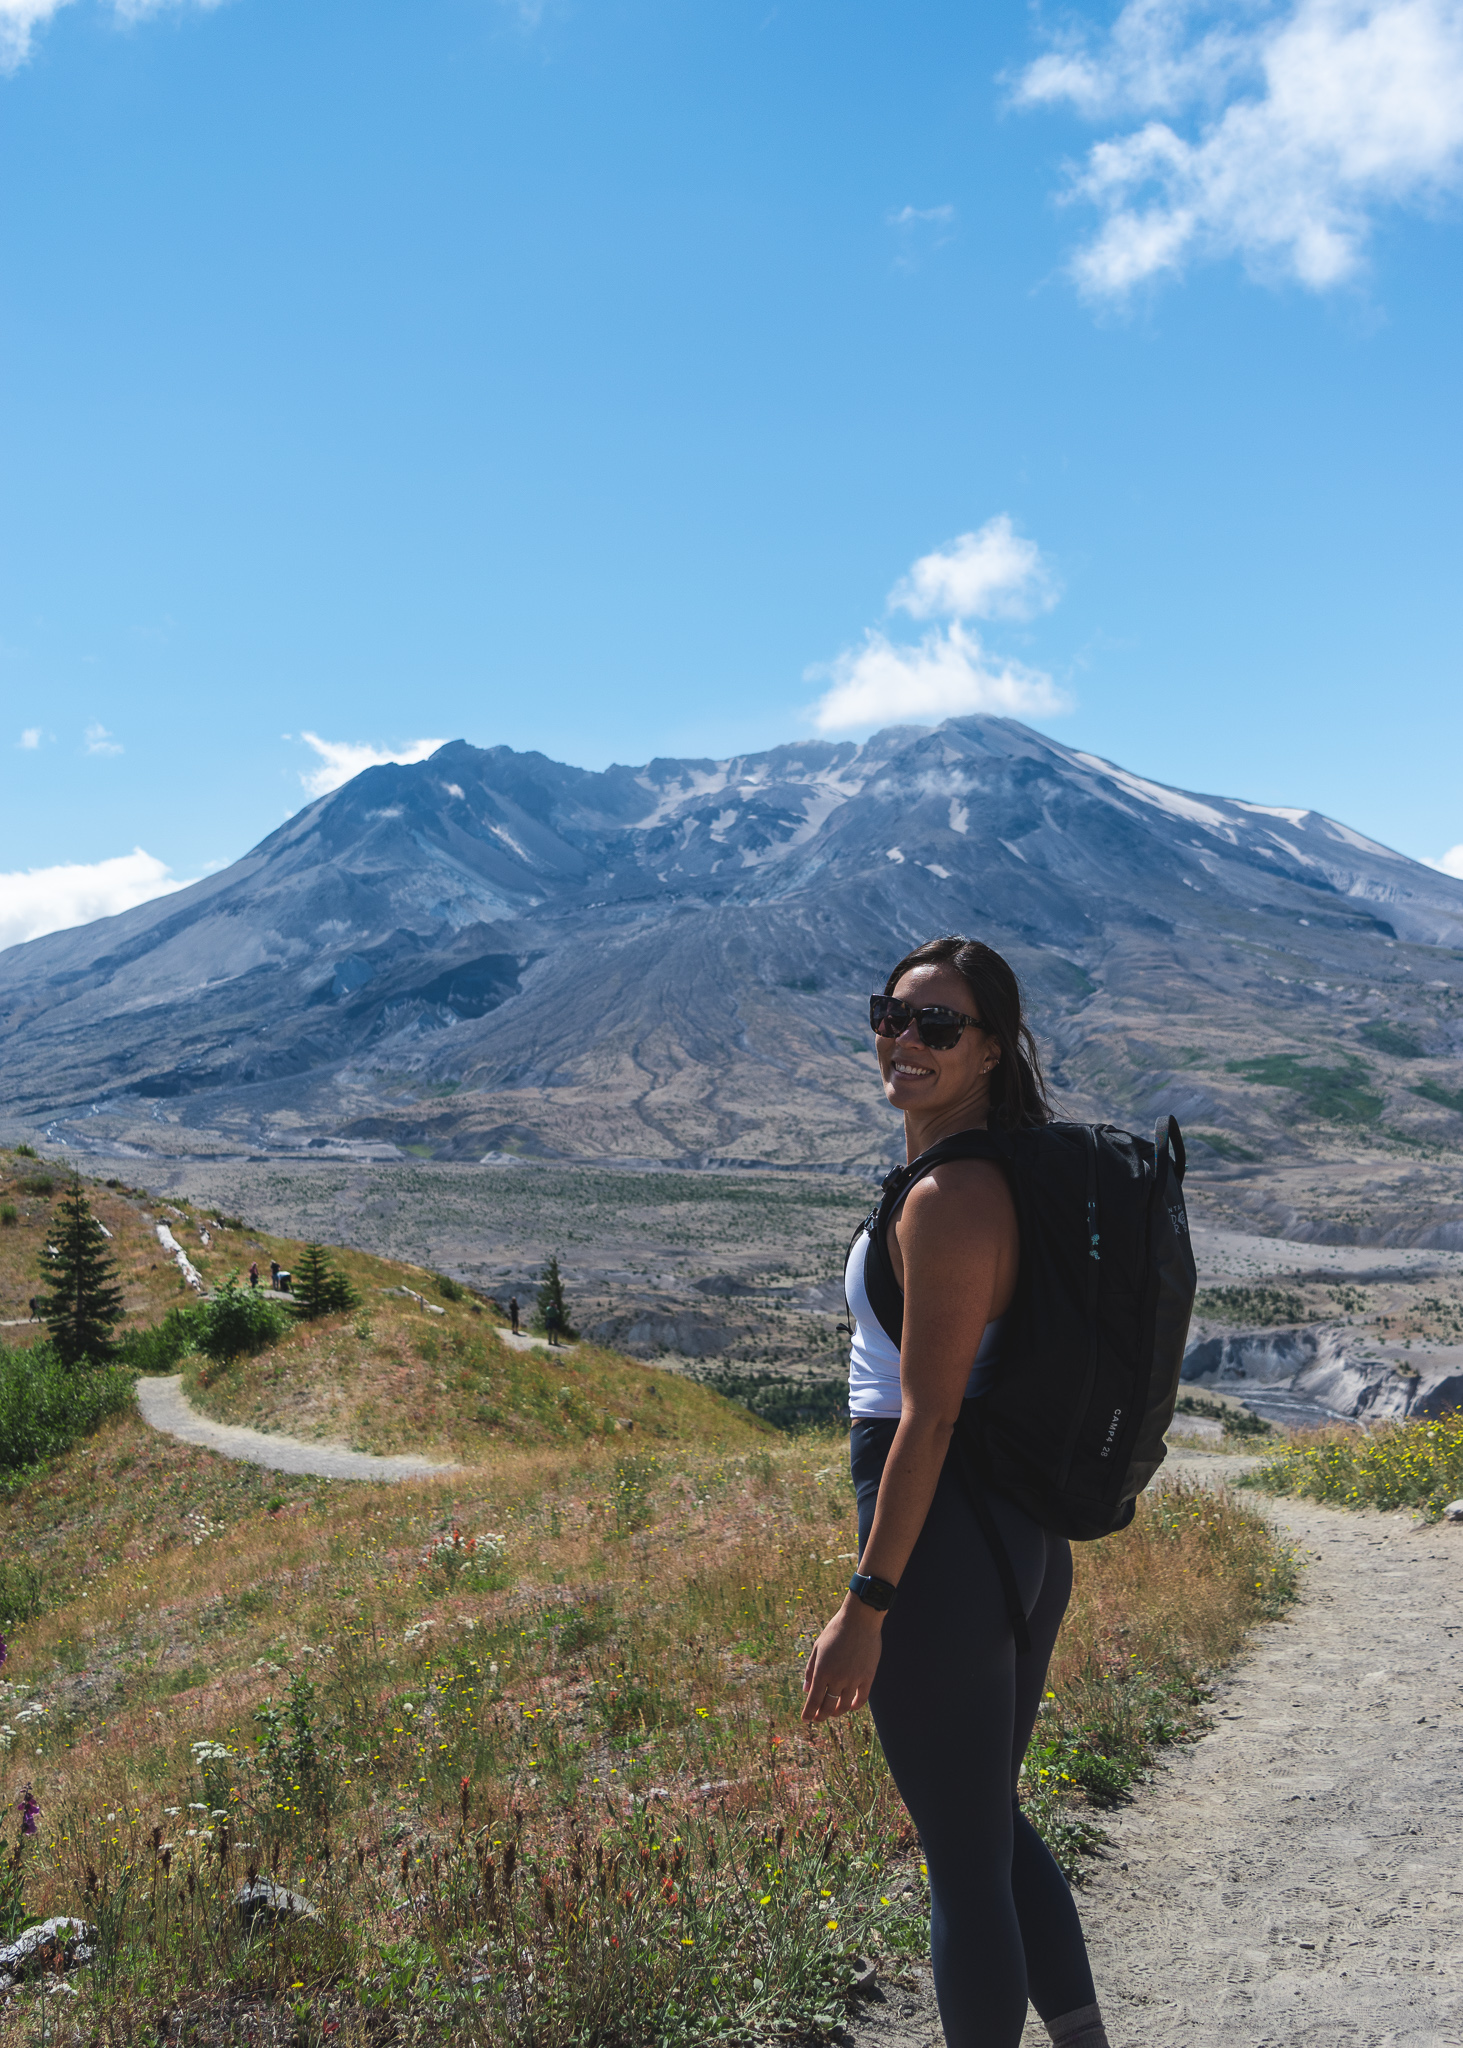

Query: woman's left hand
[801,1598,883,1723]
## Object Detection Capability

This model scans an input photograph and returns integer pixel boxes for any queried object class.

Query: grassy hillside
[0,1150,1301,2045]
[0,1146,766,1462]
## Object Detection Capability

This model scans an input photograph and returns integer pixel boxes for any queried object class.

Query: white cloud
[84,722,123,756]
[17,727,41,749]
[1430,843,1463,877]
[808,518,1068,734]
[890,516,1057,621]
[1,0,222,75]
[1015,0,1463,296]
[0,847,192,951]
[808,622,1069,734]
[298,731,447,799]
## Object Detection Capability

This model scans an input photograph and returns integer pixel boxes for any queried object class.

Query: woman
[801,936,1108,2048]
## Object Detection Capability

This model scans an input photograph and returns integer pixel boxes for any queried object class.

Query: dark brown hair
[883,935,1054,1130]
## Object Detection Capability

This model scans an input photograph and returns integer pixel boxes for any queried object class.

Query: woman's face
[875,963,1000,1119]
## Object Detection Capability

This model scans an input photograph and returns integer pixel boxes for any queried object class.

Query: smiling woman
[803,936,1112,2048]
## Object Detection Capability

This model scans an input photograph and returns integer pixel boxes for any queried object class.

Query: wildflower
[20,1786,40,1836]
[0,1632,6,1668]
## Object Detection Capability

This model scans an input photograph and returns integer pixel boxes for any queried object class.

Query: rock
[235,1881,321,1928]
[1443,1500,1463,1522]
[850,1955,880,1996]
[0,1917,99,1987]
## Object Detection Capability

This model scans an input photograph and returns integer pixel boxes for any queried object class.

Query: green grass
[1244,1411,1463,1519]
[1227,1053,1383,1124]
[1189,1131,1261,1163]
[1409,1078,1463,1116]
[1359,1020,1424,1058]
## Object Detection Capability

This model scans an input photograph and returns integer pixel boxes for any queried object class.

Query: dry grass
[0,1149,1300,2041]
[183,1310,766,1462]
[1,1408,1298,2045]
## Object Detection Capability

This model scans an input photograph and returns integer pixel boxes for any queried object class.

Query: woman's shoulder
[899,1155,1015,1233]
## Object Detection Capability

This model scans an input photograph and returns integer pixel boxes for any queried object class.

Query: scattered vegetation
[1359,1020,1424,1058]
[1189,1131,1261,1163]
[1245,1412,1463,1520]
[1173,1392,1274,1439]
[1409,1078,1463,1116]
[1226,1053,1383,1125]
[691,1366,850,1433]
[1194,1284,1313,1326]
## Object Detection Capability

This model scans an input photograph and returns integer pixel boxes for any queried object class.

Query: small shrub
[0,1205,15,1228]
[194,1278,291,1368]
[0,1341,134,1471]
[115,1306,199,1374]
[19,1175,55,1197]
[436,1273,465,1303]
[13,1143,36,1159]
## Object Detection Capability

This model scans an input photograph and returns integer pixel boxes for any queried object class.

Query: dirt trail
[847,1462,1463,2048]
[134,1373,457,1481]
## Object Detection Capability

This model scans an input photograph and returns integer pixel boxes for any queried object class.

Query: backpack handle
[1153,1115,1186,1193]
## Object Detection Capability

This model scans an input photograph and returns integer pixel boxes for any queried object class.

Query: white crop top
[845,1226,1004,1420]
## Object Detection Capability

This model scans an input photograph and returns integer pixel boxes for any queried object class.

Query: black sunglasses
[869,994,983,1051]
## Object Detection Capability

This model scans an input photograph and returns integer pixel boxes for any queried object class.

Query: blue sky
[3,0,1462,943]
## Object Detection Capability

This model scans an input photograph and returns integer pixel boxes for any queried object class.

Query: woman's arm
[800,1159,1017,1724]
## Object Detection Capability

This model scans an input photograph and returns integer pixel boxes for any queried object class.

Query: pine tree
[35,1174,125,1367]
[534,1255,575,1345]
[291,1243,360,1321]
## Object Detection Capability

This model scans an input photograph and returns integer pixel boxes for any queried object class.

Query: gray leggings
[851,1415,1097,2046]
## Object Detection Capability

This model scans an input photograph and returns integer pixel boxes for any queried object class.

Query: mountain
[5,716,1463,1173]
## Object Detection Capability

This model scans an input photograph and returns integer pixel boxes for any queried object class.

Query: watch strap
[848,1571,897,1612]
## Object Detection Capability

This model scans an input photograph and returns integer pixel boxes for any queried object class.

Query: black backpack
[855,1118,1196,1638]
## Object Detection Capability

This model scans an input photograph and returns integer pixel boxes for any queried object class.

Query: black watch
[848,1572,898,1612]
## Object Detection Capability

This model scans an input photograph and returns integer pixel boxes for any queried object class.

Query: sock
[1046,2003,1110,2048]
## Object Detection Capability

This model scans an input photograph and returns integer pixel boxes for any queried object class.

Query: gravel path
[846,1464,1463,2048]
[134,1374,458,1481]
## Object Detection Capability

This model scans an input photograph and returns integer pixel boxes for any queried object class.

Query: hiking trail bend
[134,1374,457,1482]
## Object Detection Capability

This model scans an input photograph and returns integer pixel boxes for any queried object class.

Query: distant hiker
[508,1295,519,1336]
[27,1297,39,1321]
[249,1262,259,1290]
[802,937,1111,2048]
[270,1260,279,1288]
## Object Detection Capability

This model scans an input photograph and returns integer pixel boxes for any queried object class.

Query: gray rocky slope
[4,716,1463,1182]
